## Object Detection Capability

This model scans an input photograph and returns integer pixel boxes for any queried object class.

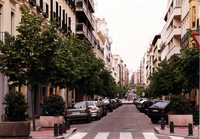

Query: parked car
[140,99,161,113]
[110,99,118,109]
[136,98,148,110]
[102,98,113,112]
[134,97,146,105]
[115,98,122,107]
[87,101,103,120]
[146,101,170,123]
[65,101,91,123]
[97,100,108,116]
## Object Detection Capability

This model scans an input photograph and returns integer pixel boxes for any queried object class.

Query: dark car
[146,101,170,123]
[102,99,113,112]
[115,98,122,107]
[140,99,161,113]
[65,101,91,123]
[110,99,118,109]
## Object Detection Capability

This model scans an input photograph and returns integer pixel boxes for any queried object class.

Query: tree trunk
[31,85,36,131]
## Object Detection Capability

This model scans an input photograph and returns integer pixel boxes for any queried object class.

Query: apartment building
[111,55,129,87]
[75,0,96,47]
[152,35,162,68]
[0,0,77,121]
[94,18,112,71]
[0,0,23,121]
[161,0,182,60]
[123,64,129,86]
[181,0,200,48]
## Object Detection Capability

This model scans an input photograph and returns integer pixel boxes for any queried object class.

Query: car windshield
[86,101,97,106]
[150,101,170,109]
[74,101,87,109]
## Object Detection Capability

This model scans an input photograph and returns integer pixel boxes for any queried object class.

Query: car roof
[149,101,170,109]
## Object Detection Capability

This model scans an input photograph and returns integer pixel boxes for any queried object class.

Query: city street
[68,105,186,139]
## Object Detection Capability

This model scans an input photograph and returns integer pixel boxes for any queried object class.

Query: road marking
[68,132,87,139]
[143,132,158,139]
[120,132,133,139]
[94,132,109,139]
[169,136,185,139]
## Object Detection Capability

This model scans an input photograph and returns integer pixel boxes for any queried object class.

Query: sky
[94,0,167,74]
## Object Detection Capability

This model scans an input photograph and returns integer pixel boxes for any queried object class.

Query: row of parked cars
[65,98,122,123]
[134,97,170,123]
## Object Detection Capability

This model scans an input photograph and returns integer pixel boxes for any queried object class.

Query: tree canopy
[147,47,199,97]
[0,9,125,98]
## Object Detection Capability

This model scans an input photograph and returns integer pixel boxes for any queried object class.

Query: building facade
[75,0,96,47]
[181,0,200,48]
[161,0,182,60]
[0,0,77,121]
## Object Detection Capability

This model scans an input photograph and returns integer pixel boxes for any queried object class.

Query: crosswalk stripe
[120,132,133,139]
[169,136,185,139]
[94,132,109,139]
[68,132,87,139]
[143,132,158,139]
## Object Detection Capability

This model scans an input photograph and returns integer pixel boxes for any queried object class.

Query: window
[68,17,71,31]
[45,3,49,17]
[59,5,61,26]
[0,5,2,33]
[11,11,15,35]
[65,13,68,32]
[40,0,43,11]
[56,1,58,21]
[50,0,53,20]
[192,6,196,28]
[62,10,65,29]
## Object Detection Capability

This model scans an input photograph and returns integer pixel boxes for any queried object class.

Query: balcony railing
[76,0,95,29]
[76,23,95,46]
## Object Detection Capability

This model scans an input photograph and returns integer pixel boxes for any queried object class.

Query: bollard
[188,123,193,136]
[160,118,165,130]
[63,122,66,133]
[65,118,70,130]
[169,121,174,133]
[54,124,59,137]
[59,124,63,135]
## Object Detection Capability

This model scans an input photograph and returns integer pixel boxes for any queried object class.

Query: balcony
[76,0,95,29]
[76,23,95,46]
[166,27,181,44]
[88,0,95,12]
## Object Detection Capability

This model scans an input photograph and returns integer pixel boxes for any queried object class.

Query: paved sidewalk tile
[31,128,77,139]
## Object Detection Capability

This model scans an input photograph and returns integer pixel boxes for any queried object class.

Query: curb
[32,128,77,139]
[153,127,198,139]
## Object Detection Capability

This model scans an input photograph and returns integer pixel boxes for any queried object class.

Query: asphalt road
[67,104,188,139]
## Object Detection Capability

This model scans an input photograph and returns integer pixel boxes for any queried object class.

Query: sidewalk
[154,125,199,139]
[31,128,77,139]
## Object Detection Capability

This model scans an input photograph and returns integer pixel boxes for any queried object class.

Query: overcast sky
[95,0,167,74]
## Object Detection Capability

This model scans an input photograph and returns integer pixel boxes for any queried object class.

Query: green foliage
[168,96,193,114]
[180,48,199,91]
[3,92,28,121]
[135,84,145,96]
[42,95,65,116]
[0,9,123,105]
[147,47,199,97]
